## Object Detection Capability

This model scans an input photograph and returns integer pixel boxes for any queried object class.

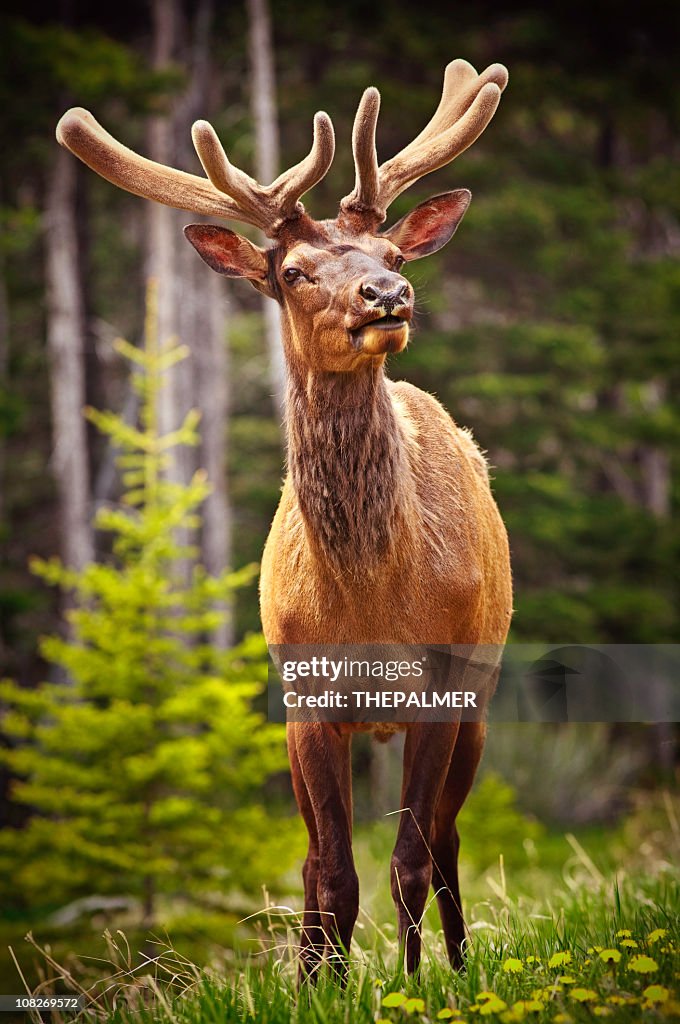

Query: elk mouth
[349,312,409,353]
[364,313,407,330]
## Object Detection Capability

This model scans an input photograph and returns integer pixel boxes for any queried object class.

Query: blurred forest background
[0,0,678,994]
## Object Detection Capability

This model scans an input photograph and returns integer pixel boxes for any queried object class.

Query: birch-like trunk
[0,212,8,528]
[175,0,233,646]
[147,0,181,463]
[247,0,286,426]
[638,380,673,772]
[191,263,232,648]
[45,148,94,570]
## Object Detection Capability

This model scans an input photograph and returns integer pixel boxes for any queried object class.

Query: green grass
[43,876,678,1023]
[7,797,679,1024]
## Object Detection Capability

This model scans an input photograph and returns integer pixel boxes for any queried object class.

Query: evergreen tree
[0,287,299,920]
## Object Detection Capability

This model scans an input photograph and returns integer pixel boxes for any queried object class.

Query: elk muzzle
[348,275,413,356]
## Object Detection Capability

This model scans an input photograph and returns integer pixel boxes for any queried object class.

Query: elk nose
[359,279,410,307]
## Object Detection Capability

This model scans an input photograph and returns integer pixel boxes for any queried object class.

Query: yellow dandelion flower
[502,958,524,974]
[382,992,407,1008]
[513,998,543,1013]
[647,929,667,944]
[599,948,621,964]
[570,988,599,1002]
[616,929,632,937]
[628,954,659,973]
[559,975,576,984]
[642,985,669,1004]
[525,955,540,964]
[499,1011,523,1024]
[554,1015,573,1024]
[479,995,507,1016]
[548,951,572,969]
[620,938,638,948]
[403,997,425,1014]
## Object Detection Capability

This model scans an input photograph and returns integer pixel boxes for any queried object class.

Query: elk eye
[393,254,406,271]
[283,267,303,284]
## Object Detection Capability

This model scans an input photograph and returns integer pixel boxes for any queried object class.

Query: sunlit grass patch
[12,872,679,1023]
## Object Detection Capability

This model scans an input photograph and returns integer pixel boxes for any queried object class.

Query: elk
[57,57,512,978]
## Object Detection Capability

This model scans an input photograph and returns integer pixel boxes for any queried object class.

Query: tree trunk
[638,380,674,773]
[193,265,233,648]
[147,0,181,463]
[45,149,94,570]
[247,0,286,425]
[0,190,9,685]
[0,210,8,529]
[146,0,200,589]
[175,0,233,646]
[638,381,670,519]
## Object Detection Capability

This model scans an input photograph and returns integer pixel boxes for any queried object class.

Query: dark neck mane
[285,363,405,569]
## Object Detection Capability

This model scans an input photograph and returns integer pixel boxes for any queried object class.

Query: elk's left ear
[382,189,471,261]
[184,224,274,297]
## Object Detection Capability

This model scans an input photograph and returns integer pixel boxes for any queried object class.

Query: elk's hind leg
[431,721,487,968]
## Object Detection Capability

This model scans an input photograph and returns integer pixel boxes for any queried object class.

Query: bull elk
[57,57,512,978]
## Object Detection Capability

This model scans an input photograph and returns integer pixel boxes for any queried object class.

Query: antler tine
[400,60,507,157]
[269,112,336,214]
[344,87,381,212]
[193,111,335,235]
[340,60,508,225]
[191,119,270,229]
[56,108,248,223]
[378,79,504,209]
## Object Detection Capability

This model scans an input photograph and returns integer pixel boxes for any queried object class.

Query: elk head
[56,60,508,374]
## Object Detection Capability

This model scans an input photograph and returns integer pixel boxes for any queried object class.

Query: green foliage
[0,17,181,147]
[481,725,646,827]
[406,169,679,643]
[456,773,544,872]
[0,291,300,917]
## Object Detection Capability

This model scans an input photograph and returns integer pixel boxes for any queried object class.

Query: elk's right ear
[184,225,273,297]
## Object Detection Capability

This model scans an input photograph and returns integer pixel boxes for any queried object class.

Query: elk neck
[284,358,410,571]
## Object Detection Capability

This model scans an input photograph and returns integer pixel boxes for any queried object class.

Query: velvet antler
[340,59,508,225]
[56,107,335,237]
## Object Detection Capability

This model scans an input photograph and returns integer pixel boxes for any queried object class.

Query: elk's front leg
[287,724,324,979]
[292,722,358,981]
[392,722,459,974]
